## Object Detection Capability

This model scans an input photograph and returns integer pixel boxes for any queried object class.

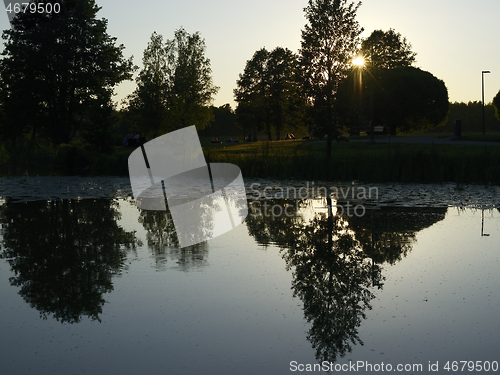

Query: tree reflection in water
[246,198,446,363]
[137,204,209,271]
[0,199,140,324]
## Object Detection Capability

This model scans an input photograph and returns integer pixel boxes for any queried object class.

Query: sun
[352,56,365,67]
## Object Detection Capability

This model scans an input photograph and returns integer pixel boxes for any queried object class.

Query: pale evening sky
[1,0,499,110]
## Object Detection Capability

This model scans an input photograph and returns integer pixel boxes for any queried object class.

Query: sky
[1,0,499,110]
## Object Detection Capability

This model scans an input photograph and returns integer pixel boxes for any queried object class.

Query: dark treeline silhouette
[124,28,218,140]
[429,101,500,134]
[198,104,239,139]
[233,4,451,147]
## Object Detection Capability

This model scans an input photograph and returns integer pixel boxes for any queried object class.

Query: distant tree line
[430,101,500,134]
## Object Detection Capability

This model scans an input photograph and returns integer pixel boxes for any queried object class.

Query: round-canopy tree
[338,67,449,135]
[377,67,449,135]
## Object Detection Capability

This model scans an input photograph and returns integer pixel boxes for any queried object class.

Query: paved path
[349,136,500,146]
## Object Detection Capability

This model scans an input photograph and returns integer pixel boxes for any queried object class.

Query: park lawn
[2,136,500,184]
[205,139,500,183]
[452,133,500,142]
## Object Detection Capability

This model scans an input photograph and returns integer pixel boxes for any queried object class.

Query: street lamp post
[482,70,490,135]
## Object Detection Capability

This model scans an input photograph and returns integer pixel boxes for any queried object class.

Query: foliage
[377,67,448,134]
[440,101,500,133]
[299,0,363,159]
[126,28,219,139]
[246,200,445,361]
[80,100,116,153]
[234,47,302,140]
[167,28,219,130]
[493,90,500,121]
[199,104,238,137]
[339,67,448,134]
[361,29,416,69]
[125,32,170,139]
[0,0,135,145]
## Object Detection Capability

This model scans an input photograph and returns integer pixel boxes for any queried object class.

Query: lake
[0,177,499,374]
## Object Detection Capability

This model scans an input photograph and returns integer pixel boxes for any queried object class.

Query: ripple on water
[1,176,500,209]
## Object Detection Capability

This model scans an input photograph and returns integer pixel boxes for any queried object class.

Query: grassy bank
[0,139,132,176]
[204,140,500,184]
[2,138,500,185]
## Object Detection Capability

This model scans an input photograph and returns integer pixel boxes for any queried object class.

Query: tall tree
[267,47,302,140]
[361,29,416,69]
[125,32,170,139]
[234,47,300,140]
[299,0,363,159]
[234,48,272,139]
[0,0,135,145]
[167,28,219,131]
[126,28,218,139]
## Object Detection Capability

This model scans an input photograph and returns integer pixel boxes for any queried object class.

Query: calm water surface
[0,177,499,374]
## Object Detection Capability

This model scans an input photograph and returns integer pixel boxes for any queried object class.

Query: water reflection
[0,199,140,323]
[138,209,209,271]
[246,198,447,363]
[349,207,447,265]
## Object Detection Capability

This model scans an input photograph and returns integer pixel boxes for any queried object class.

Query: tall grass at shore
[205,140,500,184]
[2,138,500,184]
[0,139,131,176]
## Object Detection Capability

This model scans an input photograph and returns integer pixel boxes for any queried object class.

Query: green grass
[204,139,500,184]
[0,139,134,176]
[2,137,500,185]
[452,133,500,142]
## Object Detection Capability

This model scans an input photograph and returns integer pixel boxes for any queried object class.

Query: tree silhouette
[0,199,139,323]
[125,32,170,139]
[0,0,135,145]
[338,66,449,135]
[361,29,416,69]
[126,28,219,139]
[137,196,225,271]
[234,47,302,140]
[299,0,363,159]
[377,67,449,134]
[281,200,383,362]
[349,207,448,264]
